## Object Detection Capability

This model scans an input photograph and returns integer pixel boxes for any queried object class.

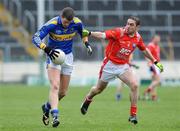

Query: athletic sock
[44,102,51,113]
[130,105,137,116]
[151,95,157,101]
[147,88,152,93]
[116,93,121,101]
[51,109,59,119]
[86,96,92,103]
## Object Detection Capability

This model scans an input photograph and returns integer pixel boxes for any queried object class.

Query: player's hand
[85,42,92,56]
[44,46,59,60]
[82,29,91,37]
[154,61,164,72]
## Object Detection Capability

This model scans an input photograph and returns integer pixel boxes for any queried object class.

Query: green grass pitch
[0,84,180,131]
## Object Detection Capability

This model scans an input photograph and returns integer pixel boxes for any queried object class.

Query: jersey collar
[57,16,62,25]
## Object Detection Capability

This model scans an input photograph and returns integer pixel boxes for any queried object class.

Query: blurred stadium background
[0,0,180,86]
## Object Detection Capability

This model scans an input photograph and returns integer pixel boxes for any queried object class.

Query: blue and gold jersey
[32,16,84,54]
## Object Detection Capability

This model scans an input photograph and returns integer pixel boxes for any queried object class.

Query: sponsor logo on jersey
[49,32,76,41]
[119,48,131,55]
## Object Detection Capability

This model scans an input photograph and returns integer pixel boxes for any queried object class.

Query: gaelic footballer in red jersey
[80,16,164,124]
[143,35,161,101]
[104,27,146,64]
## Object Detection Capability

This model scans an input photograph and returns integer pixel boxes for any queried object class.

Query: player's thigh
[47,67,60,86]
[59,52,73,92]
[59,74,71,93]
[118,69,137,88]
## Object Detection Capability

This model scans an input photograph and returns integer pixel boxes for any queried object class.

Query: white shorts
[99,59,130,82]
[149,64,160,75]
[46,52,73,75]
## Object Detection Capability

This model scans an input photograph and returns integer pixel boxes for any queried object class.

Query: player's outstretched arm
[82,29,105,40]
[90,32,106,39]
[142,48,164,72]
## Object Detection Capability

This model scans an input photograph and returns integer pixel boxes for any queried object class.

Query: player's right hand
[85,42,92,56]
[154,61,164,72]
[44,46,59,60]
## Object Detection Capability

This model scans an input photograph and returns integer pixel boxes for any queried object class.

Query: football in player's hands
[51,49,65,65]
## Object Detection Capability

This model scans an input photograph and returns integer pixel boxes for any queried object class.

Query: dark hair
[129,16,140,26]
[61,7,75,21]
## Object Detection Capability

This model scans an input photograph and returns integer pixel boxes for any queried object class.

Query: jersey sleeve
[73,17,84,38]
[137,36,146,51]
[105,28,120,40]
[32,18,57,49]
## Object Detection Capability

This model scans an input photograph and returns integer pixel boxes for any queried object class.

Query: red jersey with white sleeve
[105,27,146,64]
[147,42,160,62]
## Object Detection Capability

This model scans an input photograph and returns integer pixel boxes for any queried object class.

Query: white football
[52,49,65,65]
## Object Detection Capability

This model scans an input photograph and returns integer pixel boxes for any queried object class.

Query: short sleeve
[137,36,146,51]
[105,28,120,40]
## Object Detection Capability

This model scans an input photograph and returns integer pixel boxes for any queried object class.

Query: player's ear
[136,25,140,31]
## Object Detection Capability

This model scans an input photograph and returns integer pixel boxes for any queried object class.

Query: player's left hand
[154,61,164,72]
[82,29,91,37]
[85,42,92,56]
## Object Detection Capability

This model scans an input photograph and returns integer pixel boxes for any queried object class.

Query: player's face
[153,35,161,44]
[126,19,138,35]
[61,17,72,28]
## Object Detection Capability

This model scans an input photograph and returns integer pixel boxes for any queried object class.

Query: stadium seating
[172,15,180,26]
[88,1,118,10]
[122,1,151,11]
[156,1,180,11]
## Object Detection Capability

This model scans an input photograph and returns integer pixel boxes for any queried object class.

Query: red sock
[147,88,152,93]
[144,88,151,95]
[130,105,137,116]
[151,95,157,101]
[86,96,92,103]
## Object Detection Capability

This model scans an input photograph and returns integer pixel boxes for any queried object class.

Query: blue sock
[116,94,122,101]
[51,109,59,119]
[44,102,51,113]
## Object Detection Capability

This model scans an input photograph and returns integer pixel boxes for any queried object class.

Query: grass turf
[0,84,180,131]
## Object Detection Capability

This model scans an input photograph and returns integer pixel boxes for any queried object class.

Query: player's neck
[128,33,135,37]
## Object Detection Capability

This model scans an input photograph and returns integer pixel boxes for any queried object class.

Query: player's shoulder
[136,32,143,41]
[45,16,58,26]
[148,42,155,47]
[73,17,82,24]
[112,27,125,37]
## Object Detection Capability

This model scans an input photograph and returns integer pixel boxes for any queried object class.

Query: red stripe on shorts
[99,57,109,79]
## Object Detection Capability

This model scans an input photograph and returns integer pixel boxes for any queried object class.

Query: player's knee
[50,81,60,90]
[130,82,138,92]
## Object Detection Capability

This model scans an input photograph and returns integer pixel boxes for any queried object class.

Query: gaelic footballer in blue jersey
[32,7,92,128]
